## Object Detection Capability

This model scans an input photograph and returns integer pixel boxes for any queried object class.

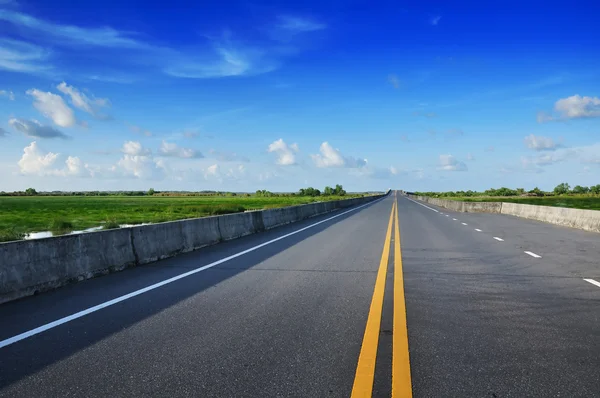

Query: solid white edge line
[461,223,468,226]
[493,237,504,241]
[0,196,386,350]
[583,279,600,288]
[475,229,482,232]
[403,196,439,212]
[524,251,542,258]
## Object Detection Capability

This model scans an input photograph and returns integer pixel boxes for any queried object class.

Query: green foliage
[528,187,544,196]
[323,186,334,196]
[554,182,570,195]
[147,188,155,196]
[0,193,369,238]
[49,218,73,232]
[334,184,346,196]
[255,190,274,197]
[298,187,321,197]
[25,188,37,196]
[590,185,600,195]
[571,185,589,194]
[0,228,26,243]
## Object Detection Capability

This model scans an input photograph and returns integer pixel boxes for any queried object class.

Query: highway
[1,192,599,397]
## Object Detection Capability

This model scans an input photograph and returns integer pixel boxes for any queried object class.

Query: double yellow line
[351,198,413,397]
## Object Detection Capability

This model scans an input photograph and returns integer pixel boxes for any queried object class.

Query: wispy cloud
[158,141,203,159]
[0,10,148,48]
[0,89,15,100]
[388,74,400,89]
[438,154,467,171]
[27,88,79,128]
[165,39,278,79]
[430,15,442,26]
[524,134,561,151]
[57,82,111,119]
[277,16,326,33]
[0,38,50,73]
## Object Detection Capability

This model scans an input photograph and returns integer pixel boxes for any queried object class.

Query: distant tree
[590,184,600,195]
[147,188,155,196]
[553,182,570,195]
[516,188,525,195]
[25,188,37,196]
[334,184,346,196]
[528,187,543,196]
[323,186,334,196]
[571,185,590,194]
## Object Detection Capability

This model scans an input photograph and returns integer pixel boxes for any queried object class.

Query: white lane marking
[584,279,600,288]
[524,251,542,258]
[493,237,504,241]
[452,218,457,221]
[404,196,439,212]
[475,229,482,232]
[0,197,385,350]
[445,215,449,217]
[461,223,468,226]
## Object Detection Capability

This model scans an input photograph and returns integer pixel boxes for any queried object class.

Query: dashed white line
[524,251,542,258]
[0,197,384,350]
[475,229,482,232]
[452,218,457,221]
[584,279,600,288]
[461,222,468,226]
[493,237,504,241]
[445,215,449,217]
[404,197,439,212]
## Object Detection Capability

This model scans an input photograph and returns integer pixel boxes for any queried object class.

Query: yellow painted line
[392,198,413,397]
[351,200,395,398]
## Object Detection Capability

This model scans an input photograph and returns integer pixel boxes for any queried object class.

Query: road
[1,192,599,397]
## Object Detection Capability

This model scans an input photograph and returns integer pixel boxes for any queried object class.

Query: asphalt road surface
[1,192,599,397]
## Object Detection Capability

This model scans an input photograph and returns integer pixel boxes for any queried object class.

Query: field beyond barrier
[0,194,386,304]
[406,194,600,234]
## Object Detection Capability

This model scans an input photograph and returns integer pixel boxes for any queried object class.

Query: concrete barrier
[0,229,135,304]
[406,194,600,233]
[0,193,385,304]
[501,202,600,233]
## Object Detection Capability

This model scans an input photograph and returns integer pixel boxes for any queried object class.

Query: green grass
[442,195,600,210]
[0,195,366,242]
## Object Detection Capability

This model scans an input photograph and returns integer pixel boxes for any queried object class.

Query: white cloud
[268,138,299,165]
[17,141,90,176]
[438,154,467,171]
[27,88,78,127]
[0,89,15,100]
[430,15,442,26]
[159,140,203,159]
[0,38,50,73]
[311,142,367,168]
[0,10,147,48]
[539,95,600,122]
[524,134,559,151]
[9,118,69,139]
[115,141,166,179]
[129,125,152,137]
[56,82,110,119]
[122,141,151,156]
[466,153,475,161]
[277,16,326,32]
[555,95,600,119]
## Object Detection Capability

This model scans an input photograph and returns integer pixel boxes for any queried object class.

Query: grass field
[0,195,366,242]
[444,196,600,210]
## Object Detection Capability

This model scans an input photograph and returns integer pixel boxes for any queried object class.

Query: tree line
[416,183,600,198]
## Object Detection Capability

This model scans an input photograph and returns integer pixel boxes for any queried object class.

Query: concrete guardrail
[406,194,600,234]
[0,193,387,304]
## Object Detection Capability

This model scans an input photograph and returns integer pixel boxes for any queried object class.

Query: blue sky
[1,0,599,192]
